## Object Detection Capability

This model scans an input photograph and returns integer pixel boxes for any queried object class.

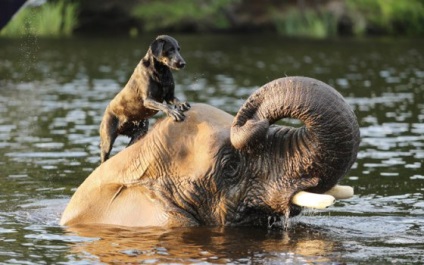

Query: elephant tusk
[324,185,354,199]
[291,191,335,209]
[291,185,354,209]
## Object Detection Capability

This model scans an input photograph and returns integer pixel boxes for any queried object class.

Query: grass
[273,8,338,38]
[2,0,422,38]
[273,0,424,38]
[0,0,78,37]
[346,0,424,36]
[132,0,237,32]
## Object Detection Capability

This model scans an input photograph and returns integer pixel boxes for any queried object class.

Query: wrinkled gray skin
[61,76,360,228]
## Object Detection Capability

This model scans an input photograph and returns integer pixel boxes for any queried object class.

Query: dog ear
[150,39,164,58]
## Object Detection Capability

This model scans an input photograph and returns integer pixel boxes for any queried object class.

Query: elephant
[60,76,360,228]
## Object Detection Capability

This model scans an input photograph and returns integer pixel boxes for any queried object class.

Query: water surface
[0,35,423,264]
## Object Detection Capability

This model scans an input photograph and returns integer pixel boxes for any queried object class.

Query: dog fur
[99,35,190,163]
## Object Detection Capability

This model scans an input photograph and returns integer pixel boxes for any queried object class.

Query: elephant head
[60,76,360,228]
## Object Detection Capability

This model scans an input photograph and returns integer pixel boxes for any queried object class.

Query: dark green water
[0,34,423,264]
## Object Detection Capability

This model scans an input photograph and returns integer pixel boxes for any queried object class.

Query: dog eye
[163,49,173,56]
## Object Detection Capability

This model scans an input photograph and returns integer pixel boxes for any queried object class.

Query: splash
[18,7,40,82]
[267,213,291,230]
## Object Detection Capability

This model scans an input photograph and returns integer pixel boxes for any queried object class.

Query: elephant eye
[220,152,241,183]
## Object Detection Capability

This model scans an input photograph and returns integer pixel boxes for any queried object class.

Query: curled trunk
[231,76,360,193]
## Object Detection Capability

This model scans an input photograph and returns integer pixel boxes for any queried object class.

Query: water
[0,34,423,264]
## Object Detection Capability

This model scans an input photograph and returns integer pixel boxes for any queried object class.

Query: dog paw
[169,109,185,122]
[177,102,191,112]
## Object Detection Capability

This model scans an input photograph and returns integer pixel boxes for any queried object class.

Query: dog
[99,35,190,163]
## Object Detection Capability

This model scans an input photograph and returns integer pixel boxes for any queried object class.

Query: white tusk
[291,191,335,209]
[324,185,354,199]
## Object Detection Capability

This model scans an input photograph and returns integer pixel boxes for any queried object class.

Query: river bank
[1,0,424,38]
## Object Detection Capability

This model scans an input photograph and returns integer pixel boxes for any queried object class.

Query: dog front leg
[168,97,191,112]
[144,98,185,121]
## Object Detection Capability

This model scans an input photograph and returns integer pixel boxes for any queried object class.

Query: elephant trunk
[231,76,360,193]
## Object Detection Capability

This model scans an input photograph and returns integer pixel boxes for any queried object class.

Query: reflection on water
[0,35,423,264]
[66,224,344,264]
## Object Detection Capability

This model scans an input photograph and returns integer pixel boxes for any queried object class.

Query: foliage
[272,8,338,38]
[2,0,423,38]
[0,0,78,37]
[132,0,238,31]
[346,0,424,35]
[133,0,424,37]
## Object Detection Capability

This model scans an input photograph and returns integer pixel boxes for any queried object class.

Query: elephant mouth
[290,185,354,209]
[233,185,354,228]
[253,185,354,229]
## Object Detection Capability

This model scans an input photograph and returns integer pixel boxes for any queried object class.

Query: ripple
[1,36,424,265]
[33,142,65,149]
[6,151,87,158]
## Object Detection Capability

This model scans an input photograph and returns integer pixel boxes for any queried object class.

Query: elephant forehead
[157,103,233,140]
[156,104,233,175]
[186,103,234,126]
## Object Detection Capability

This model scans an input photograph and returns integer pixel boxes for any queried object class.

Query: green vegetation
[0,0,78,37]
[346,0,424,36]
[132,0,238,32]
[132,0,424,38]
[1,0,423,38]
[272,8,338,38]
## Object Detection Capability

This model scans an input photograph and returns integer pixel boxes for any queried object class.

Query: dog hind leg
[128,119,149,146]
[100,112,119,163]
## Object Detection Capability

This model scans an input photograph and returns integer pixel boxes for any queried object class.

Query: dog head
[150,35,186,70]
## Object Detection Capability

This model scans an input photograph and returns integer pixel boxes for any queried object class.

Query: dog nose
[178,61,186,68]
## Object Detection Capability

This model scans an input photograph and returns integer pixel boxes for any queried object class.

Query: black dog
[99,35,190,163]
